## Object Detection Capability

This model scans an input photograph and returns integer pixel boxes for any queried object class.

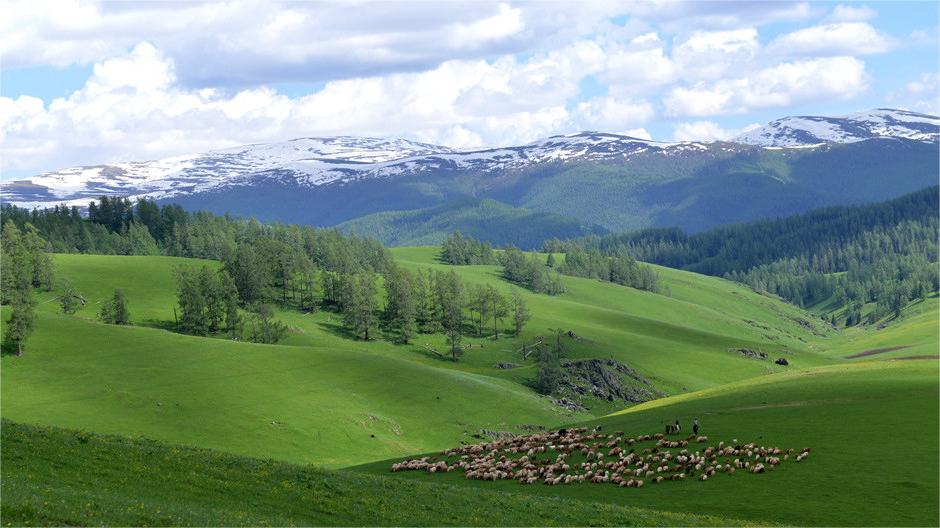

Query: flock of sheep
[391,426,810,488]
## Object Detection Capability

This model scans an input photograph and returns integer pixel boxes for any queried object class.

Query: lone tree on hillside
[99,289,130,325]
[59,279,84,315]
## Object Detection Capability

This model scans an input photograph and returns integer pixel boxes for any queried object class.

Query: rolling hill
[0,420,738,527]
[358,359,939,526]
[2,248,847,469]
[2,244,937,525]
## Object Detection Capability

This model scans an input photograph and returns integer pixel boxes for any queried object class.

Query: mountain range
[2,108,937,246]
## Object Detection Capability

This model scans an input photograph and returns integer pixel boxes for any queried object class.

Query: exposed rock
[730,347,768,360]
[775,357,789,366]
[556,358,663,405]
[494,362,521,369]
[550,397,585,412]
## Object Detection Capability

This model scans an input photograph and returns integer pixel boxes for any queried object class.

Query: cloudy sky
[1,0,938,178]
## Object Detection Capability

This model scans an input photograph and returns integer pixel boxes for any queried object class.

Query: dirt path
[844,345,911,359]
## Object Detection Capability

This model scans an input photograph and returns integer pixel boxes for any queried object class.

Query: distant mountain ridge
[2,132,709,210]
[734,108,940,147]
[2,108,937,244]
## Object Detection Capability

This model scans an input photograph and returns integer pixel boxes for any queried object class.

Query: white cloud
[768,22,894,57]
[0,1,926,174]
[620,1,815,33]
[602,45,677,94]
[0,41,659,173]
[664,56,869,117]
[574,97,656,131]
[672,121,759,141]
[887,72,940,115]
[672,28,760,81]
[829,4,877,22]
[0,0,619,88]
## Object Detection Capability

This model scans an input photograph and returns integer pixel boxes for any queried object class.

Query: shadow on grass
[139,318,178,332]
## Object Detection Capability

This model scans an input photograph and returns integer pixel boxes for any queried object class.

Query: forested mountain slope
[555,187,939,319]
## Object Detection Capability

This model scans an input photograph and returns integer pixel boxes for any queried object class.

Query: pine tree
[487,285,507,340]
[534,329,566,395]
[511,289,529,336]
[437,271,465,359]
[384,266,418,343]
[4,287,36,356]
[100,289,130,325]
[343,271,379,340]
[298,267,322,313]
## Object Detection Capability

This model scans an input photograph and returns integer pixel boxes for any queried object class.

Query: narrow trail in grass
[845,345,911,358]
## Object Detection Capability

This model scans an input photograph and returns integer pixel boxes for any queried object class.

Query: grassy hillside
[0,420,737,527]
[2,250,839,469]
[2,248,937,526]
[338,197,605,249]
[358,360,939,526]
[815,296,939,360]
[1,312,571,468]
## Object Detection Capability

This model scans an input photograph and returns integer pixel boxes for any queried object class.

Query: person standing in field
[693,418,700,435]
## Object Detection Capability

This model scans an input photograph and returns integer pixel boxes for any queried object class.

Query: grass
[1,250,846,469]
[0,312,569,468]
[35,254,219,330]
[357,360,939,526]
[3,249,937,525]
[0,420,739,527]
[814,296,939,360]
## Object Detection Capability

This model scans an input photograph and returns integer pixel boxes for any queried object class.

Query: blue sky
[1,0,938,179]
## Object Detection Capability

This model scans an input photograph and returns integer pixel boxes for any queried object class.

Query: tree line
[0,198,391,276]
[440,232,659,294]
[499,246,566,295]
[554,187,939,324]
[551,246,659,292]
[0,222,52,355]
[440,232,496,265]
[333,265,530,359]
[2,198,536,358]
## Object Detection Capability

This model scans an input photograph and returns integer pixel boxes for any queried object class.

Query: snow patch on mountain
[735,108,940,147]
[1,132,715,209]
[4,109,934,210]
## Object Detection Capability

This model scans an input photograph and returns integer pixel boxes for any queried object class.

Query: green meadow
[2,249,937,525]
[358,360,939,527]
[0,420,739,527]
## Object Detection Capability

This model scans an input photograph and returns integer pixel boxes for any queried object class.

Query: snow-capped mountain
[0,109,936,233]
[0,132,710,209]
[1,137,457,209]
[735,108,940,147]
